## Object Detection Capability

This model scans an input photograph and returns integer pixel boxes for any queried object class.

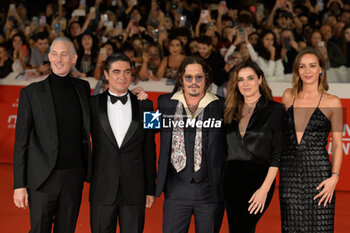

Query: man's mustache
[188,84,200,88]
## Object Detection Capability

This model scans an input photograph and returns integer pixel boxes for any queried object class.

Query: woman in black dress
[223,61,285,233]
[280,47,343,233]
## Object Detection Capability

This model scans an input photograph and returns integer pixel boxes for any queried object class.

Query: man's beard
[187,84,201,97]
[189,92,200,97]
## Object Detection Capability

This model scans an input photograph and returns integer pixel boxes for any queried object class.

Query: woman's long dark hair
[256,29,281,61]
[76,31,99,74]
[224,61,273,124]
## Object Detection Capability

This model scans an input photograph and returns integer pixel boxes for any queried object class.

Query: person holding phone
[29,32,50,76]
[224,27,251,63]
[280,29,299,74]
[93,41,118,80]
[4,3,25,40]
[319,24,346,68]
[246,29,284,80]
[67,21,82,47]
[195,9,213,38]
[307,29,346,69]
[73,30,99,78]
[9,32,30,71]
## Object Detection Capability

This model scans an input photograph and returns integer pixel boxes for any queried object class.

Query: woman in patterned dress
[280,47,343,233]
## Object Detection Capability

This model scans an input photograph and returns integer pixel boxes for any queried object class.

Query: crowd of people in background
[6,1,345,232]
[1,0,350,90]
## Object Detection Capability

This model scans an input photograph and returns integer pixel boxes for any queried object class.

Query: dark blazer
[225,96,285,167]
[13,74,92,190]
[89,90,156,205]
[155,93,226,203]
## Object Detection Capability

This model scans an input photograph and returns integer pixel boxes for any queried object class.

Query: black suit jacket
[155,93,226,203]
[89,90,156,205]
[13,74,92,190]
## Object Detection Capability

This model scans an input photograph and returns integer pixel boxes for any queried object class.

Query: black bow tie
[108,92,128,105]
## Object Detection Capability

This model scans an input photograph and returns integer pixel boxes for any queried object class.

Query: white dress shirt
[107,91,132,147]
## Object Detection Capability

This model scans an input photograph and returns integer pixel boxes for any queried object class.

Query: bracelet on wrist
[331,172,339,177]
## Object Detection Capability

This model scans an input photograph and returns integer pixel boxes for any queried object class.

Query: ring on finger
[327,194,331,197]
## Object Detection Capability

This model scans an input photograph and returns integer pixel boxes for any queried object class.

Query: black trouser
[163,175,224,233]
[223,161,275,233]
[28,168,84,233]
[90,187,145,233]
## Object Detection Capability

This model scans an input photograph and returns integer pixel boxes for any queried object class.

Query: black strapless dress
[279,105,334,233]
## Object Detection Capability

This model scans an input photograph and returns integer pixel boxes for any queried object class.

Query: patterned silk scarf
[171,101,203,173]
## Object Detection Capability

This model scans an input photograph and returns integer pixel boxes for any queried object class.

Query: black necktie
[108,92,128,105]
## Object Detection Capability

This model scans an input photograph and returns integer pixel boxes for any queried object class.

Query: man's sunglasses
[183,74,204,82]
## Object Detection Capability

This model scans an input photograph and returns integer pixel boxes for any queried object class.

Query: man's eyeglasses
[183,74,204,83]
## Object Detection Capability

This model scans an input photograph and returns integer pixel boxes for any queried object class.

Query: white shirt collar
[108,90,128,97]
[171,90,218,119]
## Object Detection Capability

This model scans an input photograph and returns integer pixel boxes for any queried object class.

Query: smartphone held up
[201,10,209,24]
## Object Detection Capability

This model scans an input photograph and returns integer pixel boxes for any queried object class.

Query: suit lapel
[120,92,139,148]
[162,98,178,153]
[38,77,58,145]
[99,91,119,150]
[71,80,90,135]
[206,102,216,149]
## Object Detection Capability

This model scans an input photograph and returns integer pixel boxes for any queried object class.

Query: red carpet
[1,163,349,233]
